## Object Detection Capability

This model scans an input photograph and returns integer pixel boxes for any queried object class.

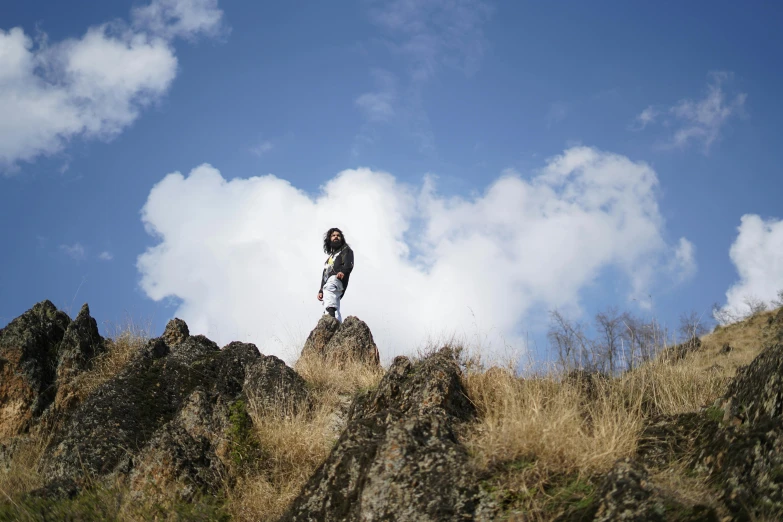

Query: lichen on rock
[281,348,482,521]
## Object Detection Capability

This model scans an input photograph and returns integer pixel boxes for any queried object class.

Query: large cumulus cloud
[137,146,694,363]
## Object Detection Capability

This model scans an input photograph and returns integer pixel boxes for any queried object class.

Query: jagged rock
[721,343,783,425]
[693,416,783,520]
[53,303,106,411]
[593,458,718,522]
[300,316,380,367]
[42,334,261,487]
[163,318,189,347]
[300,315,340,359]
[281,348,482,522]
[168,334,218,365]
[325,316,380,367]
[127,389,232,505]
[637,342,783,519]
[0,300,70,441]
[243,354,309,413]
[720,342,732,354]
[55,304,105,382]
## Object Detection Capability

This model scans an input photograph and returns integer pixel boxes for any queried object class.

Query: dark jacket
[319,245,354,296]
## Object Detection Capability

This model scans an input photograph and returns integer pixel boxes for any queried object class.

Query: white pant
[322,275,344,322]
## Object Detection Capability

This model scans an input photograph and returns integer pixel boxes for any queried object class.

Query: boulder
[300,315,340,359]
[281,348,482,521]
[301,315,380,368]
[0,300,70,441]
[322,316,380,367]
[243,353,309,414]
[162,318,189,347]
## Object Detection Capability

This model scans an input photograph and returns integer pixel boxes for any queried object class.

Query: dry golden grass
[228,353,384,521]
[71,319,151,400]
[461,306,782,519]
[0,435,49,502]
[695,307,779,375]
[2,307,779,520]
[615,353,729,417]
[0,321,148,509]
[464,369,641,476]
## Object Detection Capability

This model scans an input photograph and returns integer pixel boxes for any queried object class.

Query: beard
[331,238,343,251]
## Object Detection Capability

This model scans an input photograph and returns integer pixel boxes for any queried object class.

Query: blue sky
[2,0,782,363]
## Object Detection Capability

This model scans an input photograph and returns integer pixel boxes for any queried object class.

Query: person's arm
[336,248,354,279]
[342,248,354,276]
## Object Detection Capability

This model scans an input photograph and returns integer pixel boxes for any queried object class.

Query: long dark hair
[323,227,348,254]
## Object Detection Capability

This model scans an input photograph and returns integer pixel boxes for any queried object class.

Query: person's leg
[322,277,344,322]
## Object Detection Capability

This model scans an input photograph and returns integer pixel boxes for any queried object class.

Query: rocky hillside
[1,300,783,520]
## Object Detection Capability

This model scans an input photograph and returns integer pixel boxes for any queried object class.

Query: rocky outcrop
[162,318,189,347]
[127,388,233,506]
[634,340,783,520]
[300,315,341,358]
[281,348,483,521]
[0,301,71,441]
[53,304,106,411]
[721,342,783,425]
[244,353,309,413]
[42,334,261,485]
[300,315,380,368]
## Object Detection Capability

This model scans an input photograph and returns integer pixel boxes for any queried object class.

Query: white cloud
[137,146,691,364]
[250,141,273,156]
[98,251,114,261]
[634,72,746,153]
[671,237,697,282]
[132,0,225,41]
[0,0,224,171]
[718,214,783,319]
[631,106,658,130]
[61,243,86,261]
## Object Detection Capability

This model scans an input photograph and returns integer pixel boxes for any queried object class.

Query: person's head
[323,227,347,253]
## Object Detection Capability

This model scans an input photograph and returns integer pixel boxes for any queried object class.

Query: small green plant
[228,400,260,469]
[704,404,724,423]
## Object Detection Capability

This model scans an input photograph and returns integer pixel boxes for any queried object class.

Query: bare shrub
[678,309,710,343]
[773,289,783,309]
[744,295,768,317]
[0,435,50,500]
[547,310,594,372]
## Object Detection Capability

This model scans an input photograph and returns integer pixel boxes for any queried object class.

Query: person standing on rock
[317,227,354,322]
